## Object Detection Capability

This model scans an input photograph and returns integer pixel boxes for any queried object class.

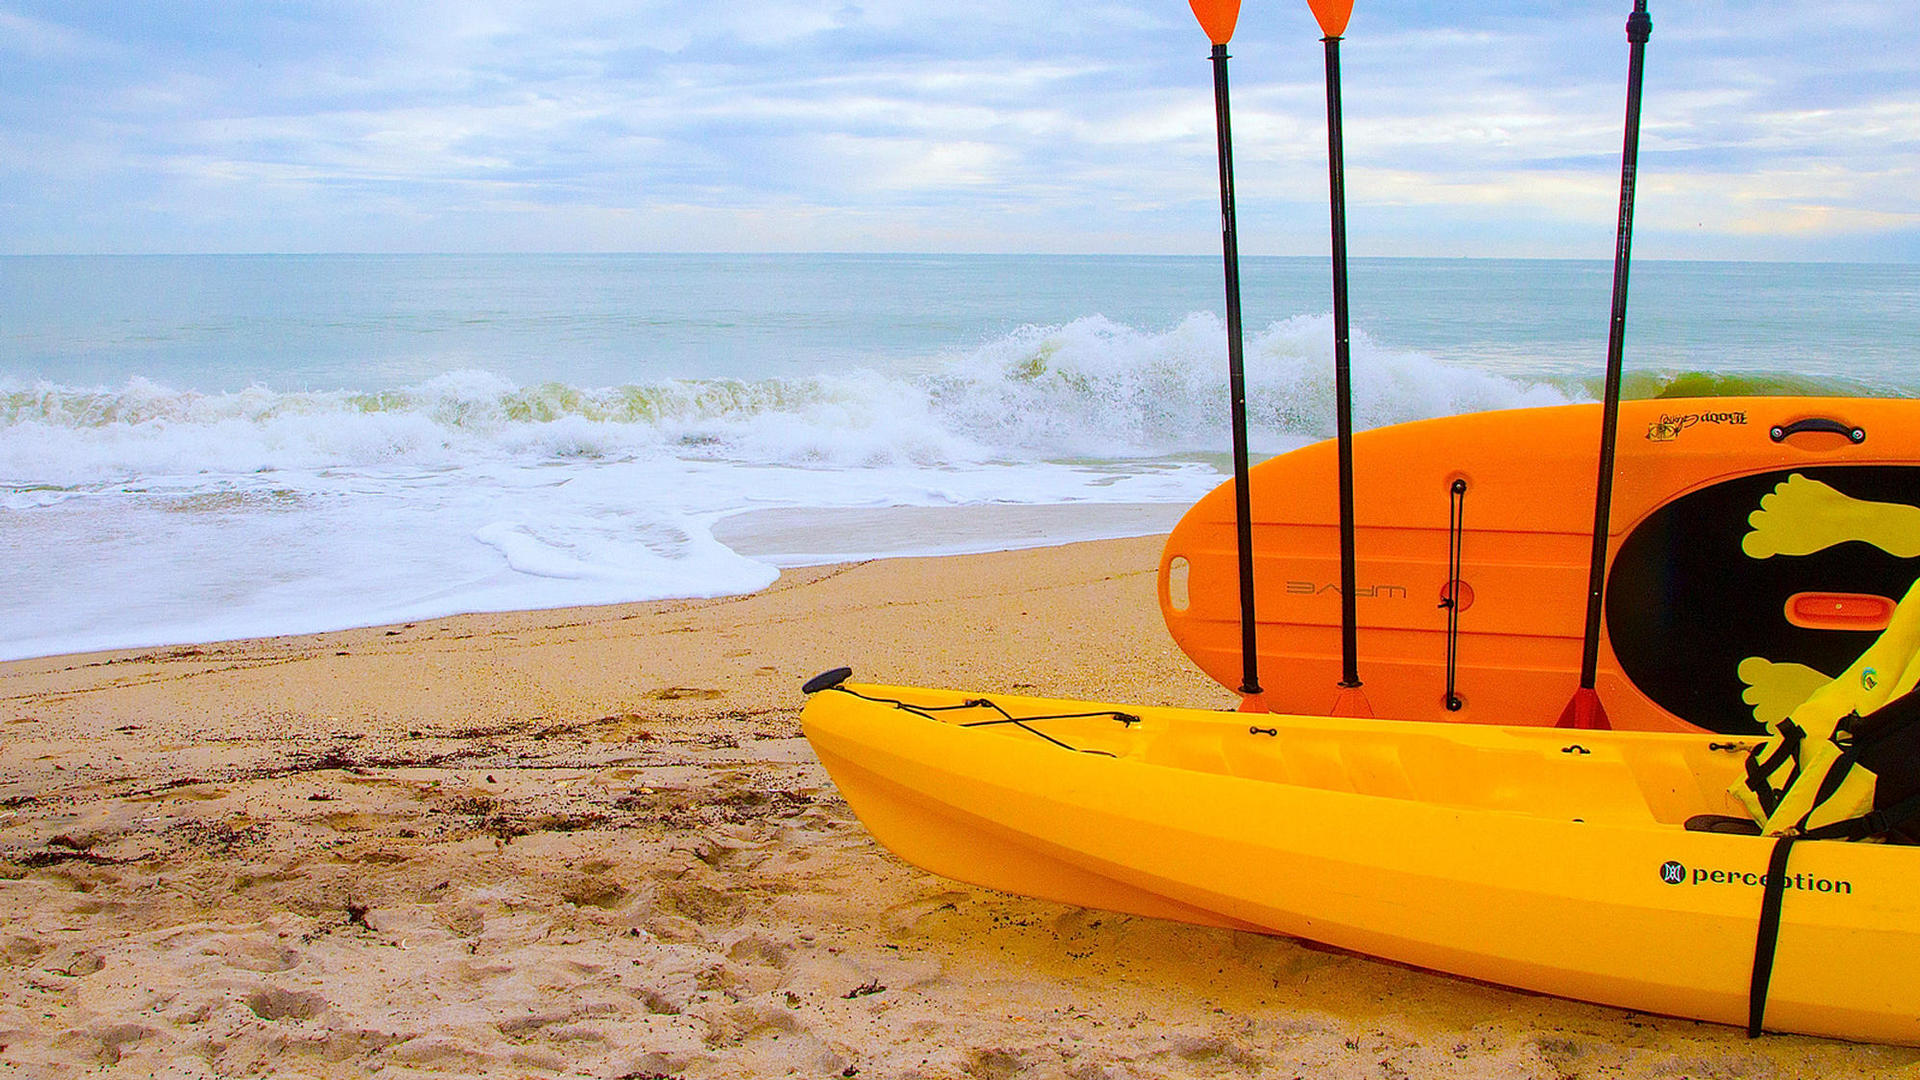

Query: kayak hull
[1159,397,1920,733]
[803,683,1920,1044]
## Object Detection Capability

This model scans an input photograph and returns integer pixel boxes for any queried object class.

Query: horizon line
[2,251,1915,267]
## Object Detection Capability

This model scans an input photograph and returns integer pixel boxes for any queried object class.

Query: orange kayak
[1159,397,1920,733]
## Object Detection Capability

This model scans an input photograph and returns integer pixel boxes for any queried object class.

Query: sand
[3,535,1918,1078]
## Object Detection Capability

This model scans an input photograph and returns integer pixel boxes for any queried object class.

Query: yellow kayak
[800,679,1920,1045]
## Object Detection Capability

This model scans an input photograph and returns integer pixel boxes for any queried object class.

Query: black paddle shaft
[1323,34,1361,690]
[1577,1,1652,690]
[1209,43,1262,697]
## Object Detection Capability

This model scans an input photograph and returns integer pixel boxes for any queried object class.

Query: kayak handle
[802,667,854,694]
[1769,417,1865,444]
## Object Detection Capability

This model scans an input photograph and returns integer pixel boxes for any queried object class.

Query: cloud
[0,9,97,57]
[0,0,1915,257]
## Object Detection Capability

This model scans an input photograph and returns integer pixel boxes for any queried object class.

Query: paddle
[1308,0,1371,718]
[1189,0,1266,708]
[1559,0,1653,731]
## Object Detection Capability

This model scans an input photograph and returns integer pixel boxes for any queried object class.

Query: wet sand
[2,536,1916,1077]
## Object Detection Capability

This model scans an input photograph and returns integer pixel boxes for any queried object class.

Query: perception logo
[1657,859,1853,895]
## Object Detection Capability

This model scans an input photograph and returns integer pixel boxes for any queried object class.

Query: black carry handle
[1770,417,1865,444]
[802,667,854,694]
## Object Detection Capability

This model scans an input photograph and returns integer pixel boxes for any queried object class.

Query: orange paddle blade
[1307,0,1352,37]
[1189,0,1241,45]
[1556,687,1612,731]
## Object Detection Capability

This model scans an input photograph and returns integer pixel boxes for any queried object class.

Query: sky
[1,1,1916,260]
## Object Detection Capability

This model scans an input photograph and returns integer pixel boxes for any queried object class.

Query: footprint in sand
[243,986,329,1021]
[197,933,299,973]
[561,875,631,910]
[648,687,725,702]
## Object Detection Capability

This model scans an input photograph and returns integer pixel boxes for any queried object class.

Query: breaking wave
[1,314,1595,487]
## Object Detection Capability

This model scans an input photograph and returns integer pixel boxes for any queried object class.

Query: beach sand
[3,535,1917,1078]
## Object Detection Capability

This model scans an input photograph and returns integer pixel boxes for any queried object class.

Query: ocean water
[2,254,1916,660]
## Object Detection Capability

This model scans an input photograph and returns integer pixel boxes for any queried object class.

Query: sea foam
[2,315,1571,482]
[0,315,1572,660]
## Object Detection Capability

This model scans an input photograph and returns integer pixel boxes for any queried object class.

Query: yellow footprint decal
[1737,656,1832,727]
[1743,474,1920,559]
